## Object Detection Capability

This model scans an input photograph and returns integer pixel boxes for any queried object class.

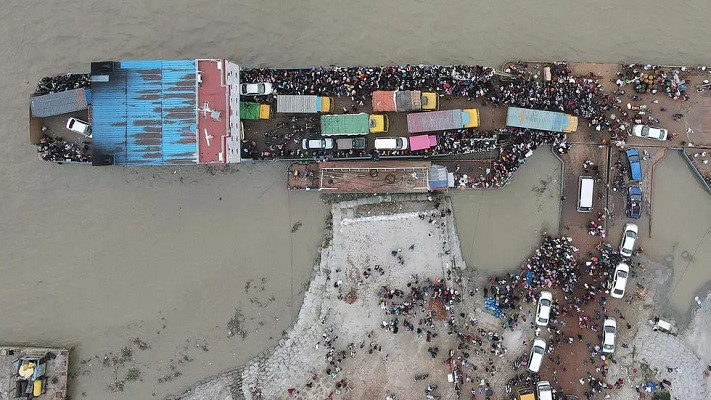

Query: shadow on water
[647,150,711,325]
[450,148,562,274]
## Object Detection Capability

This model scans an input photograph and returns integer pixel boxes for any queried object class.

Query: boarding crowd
[36,134,91,163]
[242,65,495,105]
[456,129,571,189]
[34,74,90,96]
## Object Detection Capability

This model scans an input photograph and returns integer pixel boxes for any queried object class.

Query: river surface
[3,1,711,398]
[647,151,711,324]
[451,149,562,274]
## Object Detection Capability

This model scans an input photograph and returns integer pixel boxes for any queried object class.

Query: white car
[536,381,553,400]
[632,125,668,141]
[527,339,546,373]
[610,263,630,299]
[602,318,617,353]
[374,137,408,150]
[535,291,553,326]
[66,117,91,138]
[619,223,638,257]
[301,138,334,150]
[240,82,273,96]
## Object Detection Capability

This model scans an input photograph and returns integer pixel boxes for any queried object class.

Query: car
[627,186,642,219]
[335,137,367,150]
[66,117,92,138]
[535,291,553,326]
[301,138,334,150]
[374,137,408,151]
[619,223,638,257]
[625,148,642,181]
[602,318,617,353]
[535,381,553,400]
[240,82,273,96]
[610,263,630,299]
[527,339,546,373]
[632,125,668,141]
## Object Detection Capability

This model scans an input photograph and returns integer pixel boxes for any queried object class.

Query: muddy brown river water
[2,1,711,398]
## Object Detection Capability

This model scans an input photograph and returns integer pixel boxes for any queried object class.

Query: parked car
[627,186,642,219]
[626,148,642,181]
[335,137,367,150]
[602,318,617,353]
[610,263,630,299]
[240,82,274,96]
[374,136,408,150]
[66,117,92,138]
[301,138,334,150]
[619,223,638,257]
[535,291,553,326]
[535,381,553,400]
[527,339,546,373]
[632,125,668,141]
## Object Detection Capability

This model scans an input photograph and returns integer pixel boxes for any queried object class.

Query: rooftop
[197,59,230,163]
[90,60,198,166]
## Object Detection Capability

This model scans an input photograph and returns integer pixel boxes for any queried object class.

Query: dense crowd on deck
[36,134,91,163]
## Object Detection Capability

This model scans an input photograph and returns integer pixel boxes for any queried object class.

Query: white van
[536,381,553,400]
[374,137,408,150]
[577,176,594,212]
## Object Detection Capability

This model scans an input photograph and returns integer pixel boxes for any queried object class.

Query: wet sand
[3,1,711,398]
[451,148,562,273]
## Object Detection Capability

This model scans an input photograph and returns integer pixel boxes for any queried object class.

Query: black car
[627,186,642,219]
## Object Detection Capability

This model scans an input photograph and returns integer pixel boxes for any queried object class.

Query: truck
[276,95,334,113]
[406,109,479,133]
[320,113,389,136]
[371,90,439,112]
[239,101,272,120]
[506,107,578,133]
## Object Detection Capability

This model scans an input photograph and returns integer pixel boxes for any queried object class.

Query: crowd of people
[36,134,91,163]
[242,65,495,105]
[34,74,90,96]
[455,128,571,189]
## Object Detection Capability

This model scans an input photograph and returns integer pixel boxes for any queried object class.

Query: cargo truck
[371,90,439,112]
[406,109,479,133]
[506,107,578,133]
[276,95,334,113]
[321,113,389,136]
[239,101,272,120]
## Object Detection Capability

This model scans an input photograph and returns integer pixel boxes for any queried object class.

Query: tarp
[321,113,370,136]
[429,164,449,190]
[372,91,396,112]
[409,134,434,151]
[407,110,462,133]
[506,107,578,133]
[240,102,261,120]
[277,95,318,113]
[372,90,421,112]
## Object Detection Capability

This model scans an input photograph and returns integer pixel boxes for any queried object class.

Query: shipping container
[406,109,479,133]
[506,107,578,133]
[277,95,333,113]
